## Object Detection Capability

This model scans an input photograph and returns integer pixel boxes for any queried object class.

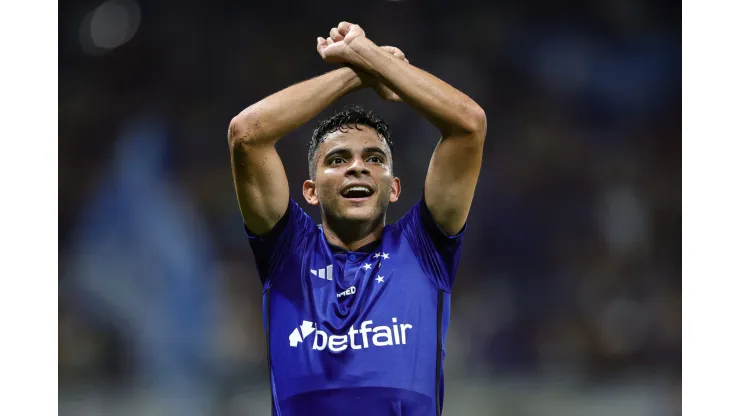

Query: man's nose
[346,158,370,176]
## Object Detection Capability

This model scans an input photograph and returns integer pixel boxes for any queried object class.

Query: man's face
[304,126,400,223]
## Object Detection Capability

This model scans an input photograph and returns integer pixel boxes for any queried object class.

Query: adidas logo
[310,264,333,281]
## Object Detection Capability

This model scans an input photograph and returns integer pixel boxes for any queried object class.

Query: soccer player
[227,22,486,416]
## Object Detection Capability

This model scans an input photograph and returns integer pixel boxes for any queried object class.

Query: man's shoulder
[388,199,425,230]
[389,197,467,245]
[283,199,322,241]
[246,198,319,253]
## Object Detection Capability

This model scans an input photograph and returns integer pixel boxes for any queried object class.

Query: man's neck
[321,215,385,252]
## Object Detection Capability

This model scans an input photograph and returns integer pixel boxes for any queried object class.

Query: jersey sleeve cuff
[244,200,293,243]
[419,193,467,242]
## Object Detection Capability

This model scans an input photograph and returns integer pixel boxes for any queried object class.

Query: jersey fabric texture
[245,196,466,416]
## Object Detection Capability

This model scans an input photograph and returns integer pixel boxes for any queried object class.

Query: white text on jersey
[337,286,356,298]
[289,318,413,353]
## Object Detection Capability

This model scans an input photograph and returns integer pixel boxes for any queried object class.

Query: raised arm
[318,22,487,236]
[227,67,362,235]
[228,47,409,235]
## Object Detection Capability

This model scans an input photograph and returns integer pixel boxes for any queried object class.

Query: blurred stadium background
[58,0,681,414]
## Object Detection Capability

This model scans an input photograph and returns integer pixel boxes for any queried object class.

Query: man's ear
[303,179,320,206]
[389,177,401,203]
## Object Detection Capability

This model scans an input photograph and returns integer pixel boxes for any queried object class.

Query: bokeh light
[79,0,140,55]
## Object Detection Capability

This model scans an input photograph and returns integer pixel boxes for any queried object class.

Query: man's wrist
[346,37,379,73]
[333,65,365,93]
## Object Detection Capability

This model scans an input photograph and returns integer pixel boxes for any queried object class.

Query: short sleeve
[397,195,467,292]
[244,199,315,285]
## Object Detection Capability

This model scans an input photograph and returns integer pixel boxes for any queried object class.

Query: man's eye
[329,158,344,165]
[368,156,382,163]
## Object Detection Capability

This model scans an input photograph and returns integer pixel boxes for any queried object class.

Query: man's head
[303,106,401,224]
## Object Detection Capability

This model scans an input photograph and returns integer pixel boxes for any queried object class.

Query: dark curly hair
[308,105,393,179]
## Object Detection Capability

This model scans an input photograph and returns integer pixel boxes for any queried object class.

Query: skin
[228,21,486,252]
[303,127,401,250]
[318,22,487,238]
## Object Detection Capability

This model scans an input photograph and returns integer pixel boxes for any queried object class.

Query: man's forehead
[320,128,389,154]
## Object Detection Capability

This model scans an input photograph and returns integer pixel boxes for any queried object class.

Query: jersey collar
[327,239,381,254]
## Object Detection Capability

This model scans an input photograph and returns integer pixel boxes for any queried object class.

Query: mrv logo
[289,318,413,353]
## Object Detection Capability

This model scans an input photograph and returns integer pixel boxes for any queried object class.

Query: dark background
[59,0,681,414]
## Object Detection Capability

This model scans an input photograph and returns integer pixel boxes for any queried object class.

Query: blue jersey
[245,197,466,416]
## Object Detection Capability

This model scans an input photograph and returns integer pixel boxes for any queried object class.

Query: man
[227,21,486,416]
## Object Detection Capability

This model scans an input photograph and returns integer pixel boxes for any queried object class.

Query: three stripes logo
[310,264,333,281]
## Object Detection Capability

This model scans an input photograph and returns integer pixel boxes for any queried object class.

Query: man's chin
[341,208,376,222]
[337,203,379,222]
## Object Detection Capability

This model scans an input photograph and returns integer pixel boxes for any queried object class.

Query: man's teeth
[344,186,372,196]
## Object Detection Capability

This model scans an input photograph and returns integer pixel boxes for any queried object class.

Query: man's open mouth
[341,185,374,199]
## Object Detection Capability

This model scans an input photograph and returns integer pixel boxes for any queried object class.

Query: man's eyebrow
[363,147,387,157]
[323,147,350,160]
[323,147,387,160]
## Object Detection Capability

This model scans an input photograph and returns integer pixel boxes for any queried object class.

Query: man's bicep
[230,141,290,236]
[423,131,485,236]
